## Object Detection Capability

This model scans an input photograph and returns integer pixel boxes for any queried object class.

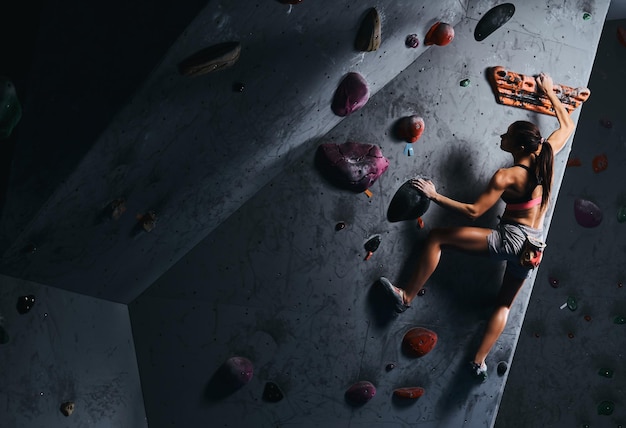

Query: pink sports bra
[502,164,542,211]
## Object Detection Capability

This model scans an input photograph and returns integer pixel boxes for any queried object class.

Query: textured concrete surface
[126,1,609,427]
[496,18,626,428]
[0,275,147,428]
[0,0,619,427]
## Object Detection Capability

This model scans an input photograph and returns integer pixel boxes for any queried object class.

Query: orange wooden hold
[488,66,590,116]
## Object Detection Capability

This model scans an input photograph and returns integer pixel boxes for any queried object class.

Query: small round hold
[335,222,346,231]
[582,12,592,20]
[417,289,426,296]
[599,118,612,128]
[568,332,575,339]
[584,315,592,322]
[534,332,540,338]
[385,363,396,371]
[618,282,623,288]
[548,276,559,288]
[497,361,508,376]
[233,81,245,92]
[460,79,470,87]
[405,34,419,48]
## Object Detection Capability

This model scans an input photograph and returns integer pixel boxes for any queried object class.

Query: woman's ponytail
[535,141,553,209]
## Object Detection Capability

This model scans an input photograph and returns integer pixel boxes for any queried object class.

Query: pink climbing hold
[331,72,370,117]
[316,142,389,192]
[345,381,376,405]
[574,198,603,228]
[425,22,455,46]
[223,356,253,389]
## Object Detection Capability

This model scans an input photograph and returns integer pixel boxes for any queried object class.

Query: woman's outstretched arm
[536,73,575,155]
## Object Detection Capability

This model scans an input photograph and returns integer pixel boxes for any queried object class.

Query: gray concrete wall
[496,18,626,428]
[0,274,146,427]
[129,1,610,427]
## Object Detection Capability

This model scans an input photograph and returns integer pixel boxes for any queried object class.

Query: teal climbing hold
[597,400,614,415]
[598,368,613,378]
[0,77,22,139]
[567,296,578,311]
[617,205,626,223]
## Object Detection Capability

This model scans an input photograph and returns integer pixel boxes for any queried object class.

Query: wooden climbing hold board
[488,66,590,116]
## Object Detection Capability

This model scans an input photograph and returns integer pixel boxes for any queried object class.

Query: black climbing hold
[233,81,245,92]
[335,222,346,231]
[474,3,515,41]
[262,382,284,402]
[386,363,396,371]
[387,180,430,222]
[0,325,9,344]
[497,361,508,376]
[17,295,36,314]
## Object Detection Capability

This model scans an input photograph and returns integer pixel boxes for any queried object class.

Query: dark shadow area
[366,279,402,328]
[204,361,251,402]
[0,0,209,246]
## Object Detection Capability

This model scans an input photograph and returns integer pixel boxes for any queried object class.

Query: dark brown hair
[509,120,553,208]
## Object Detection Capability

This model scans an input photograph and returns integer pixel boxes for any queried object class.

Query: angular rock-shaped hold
[405,34,419,48]
[345,381,376,405]
[425,22,454,46]
[393,387,424,399]
[0,77,22,139]
[574,199,603,228]
[387,180,430,222]
[331,72,370,116]
[402,327,437,358]
[178,41,241,76]
[474,3,515,41]
[355,8,381,52]
[17,295,36,314]
[262,382,284,402]
[396,116,425,143]
[60,401,75,417]
[316,142,389,192]
[223,356,254,390]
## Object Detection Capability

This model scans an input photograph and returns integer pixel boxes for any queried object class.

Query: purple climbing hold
[223,356,253,389]
[574,198,603,228]
[345,381,376,405]
[316,142,389,192]
[405,34,419,48]
[331,72,370,117]
[548,276,559,288]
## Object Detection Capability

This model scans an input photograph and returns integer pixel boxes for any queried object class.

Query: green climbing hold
[460,78,470,87]
[597,400,614,415]
[617,205,626,223]
[0,77,22,139]
[0,325,9,344]
[583,12,592,20]
[567,296,578,311]
[614,316,626,324]
[598,368,613,378]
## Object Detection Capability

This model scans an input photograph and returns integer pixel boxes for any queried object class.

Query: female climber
[380,72,575,381]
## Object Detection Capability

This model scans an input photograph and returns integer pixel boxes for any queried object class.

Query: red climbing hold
[617,26,626,47]
[402,327,438,358]
[345,381,376,405]
[397,116,425,143]
[425,22,455,46]
[393,387,425,399]
[592,154,608,173]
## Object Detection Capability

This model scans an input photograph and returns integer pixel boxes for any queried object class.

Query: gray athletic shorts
[487,221,544,279]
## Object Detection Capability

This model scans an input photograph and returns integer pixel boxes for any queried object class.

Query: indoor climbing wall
[128,1,610,427]
[0,274,146,427]
[496,18,626,428]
